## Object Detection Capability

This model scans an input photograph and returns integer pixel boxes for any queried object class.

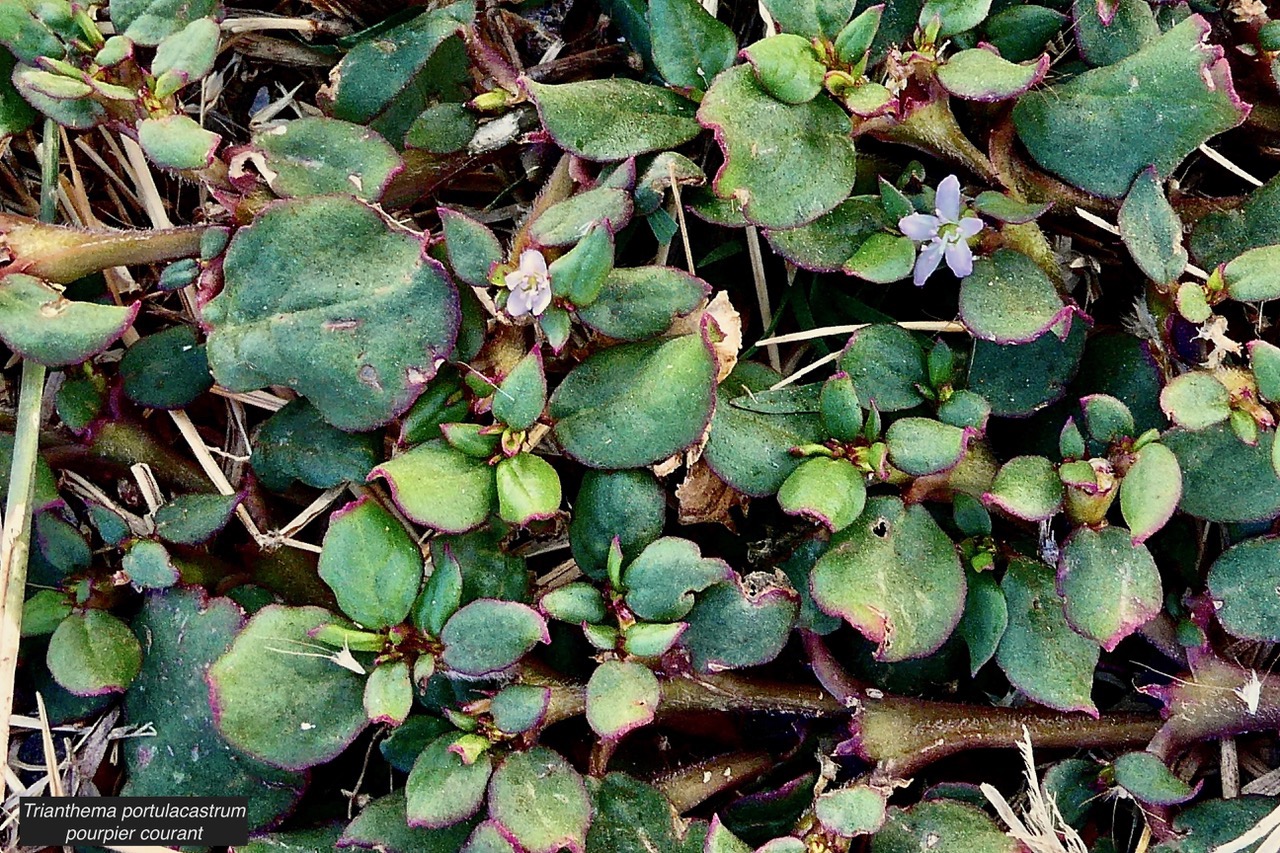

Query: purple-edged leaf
[814,785,887,837]
[885,417,971,476]
[489,747,591,853]
[649,0,738,92]
[204,196,460,432]
[248,117,402,203]
[1057,526,1161,651]
[1118,167,1186,285]
[490,684,551,735]
[1113,751,1200,805]
[1207,536,1280,641]
[319,496,423,630]
[1160,372,1231,430]
[1251,340,1280,403]
[529,186,634,247]
[811,496,966,662]
[577,266,710,341]
[495,453,562,525]
[439,599,549,677]
[984,455,1063,521]
[971,191,1052,224]
[959,249,1073,344]
[741,34,826,105]
[874,801,1019,852]
[1012,16,1249,199]
[440,207,503,288]
[405,733,493,828]
[919,0,993,36]
[936,47,1048,101]
[121,540,178,589]
[704,815,752,853]
[683,575,798,671]
[363,660,412,725]
[698,65,857,229]
[838,324,928,412]
[761,0,856,39]
[0,273,138,367]
[1074,0,1158,67]
[343,791,476,851]
[764,197,888,273]
[48,610,142,696]
[153,491,241,546]
[372,440,495,533]
[523,78,701,161]
[1224,244,1280,302]
[957,568,1007,676]
[1120,442,1182,543]
[777,456,867,531]
[586,660,661,739]
[623,536,734,622]
[997,559,1099,716]
[1081,393,1135,444]
[461,821,520,853]
[209,605,369,770]
[843,233,915,283]
[138,115,220,170]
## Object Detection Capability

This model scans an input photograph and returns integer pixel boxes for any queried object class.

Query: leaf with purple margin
[984,455,1063,521]
[844,233,916,284]
[495,453,562,525]
[970,191,1051,224]
[586,660,661,739]
[936,47,1048,101]
[372,440,495,533]
[1057,525,1161,651]
[319,496,423,629]
[885,417,971,476]
[1120,442,1182,543]
[649,0,737,92]
[343,791,476,852]
[623,536,734,622]
[0,274,138,367]
[741,34,826,105]
[764,197,889,272]
[489,747,591,853]
[249,117,402,203]
[1207,536,1280,641]
[815,785,887,837]
[1160,372,1230,430]
[440,207,503,288]
[405,733,493,829]
[577,266,710,341]
[1118,168,1186,285]
[777,456,867,531]
[683,574,799,671]
[959,249,1073,344]
[1113,751,1199,805]
[491,685,551,735]
[524,78,701,162]
[811,496,966,662]
[48,610,142,696]
[138,114,221,170]
[529,187,634,248]
[1223,244,1280,303]
[439,599,549,677]
[698,65,858,230]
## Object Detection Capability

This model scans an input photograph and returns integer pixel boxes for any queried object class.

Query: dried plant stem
[0,120,59,800]
[758,320,967,347]
[745,226,780,371]
[1198,144,1264,188]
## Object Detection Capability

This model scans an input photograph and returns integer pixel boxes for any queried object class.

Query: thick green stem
[0,215,206,284]
[656,751,775,813]
[851,695,1161,778]
[0,119,59,799]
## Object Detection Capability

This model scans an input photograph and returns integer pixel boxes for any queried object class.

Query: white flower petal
[935,175,962,223]
[914,239,946,286]
[958,216,984,238]
[944,239,974,279]
[519,249,548,277]
[899,213,941,241]
[507,284,533,317]
[530,281,553,316]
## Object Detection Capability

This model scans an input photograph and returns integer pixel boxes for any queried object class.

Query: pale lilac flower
[504,249,552,318]
[898,175,984,286]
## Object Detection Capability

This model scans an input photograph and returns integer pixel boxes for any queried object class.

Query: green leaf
[323,3,473,142]
[1012,16,1248,199]
[251,399,379,492]
[405,102,477,153]
[997,559,1099,715]
[0,2,69,64]
[586,660,661,739]
[777,456,867,531]
[1223,244,1280,302]
[1073,0,1158,67]
[463,822,520,853]
[137,114,220,170]
[838,324,928,412]
[21,590,71,637]
[405,733,493,828]
[548,225,613,307]
[871,801,1019,853]
[1081,393,1135,444]
[413,546,463,637]
[529,187,634,247]
[374,440,495,533]
[319,496,422,629]
[48,610,142,695]
[885,417,970,476]
[491,684,551,735]
[623,536,733,622]
[820,373,864,440]
[570,470,666,580]
[1113,752,1198,805]
[1118,167,1186,284]
[345,791,476,852]
[1251,340,1280,403]
[549,334,716,469]
[1190,174,1280,269]
[698,65,858,229]
[523,78,701,161]
[1166,424,1280,522]
[488,748,591,853]
[919,0,993,36]
[205,196,459,431]
[937,390,990,431]
[586,773,685,853]
[835,5,884,64]
[495,453,562,525]
[741,34,826,105]
[764,197,888,273]
[151,17,218,97]
[122,590,303,827]
[1207,536,1280,641]
[810,496,965,661]
[493,348,546,431]
[363,659,412,725]
[648,0,737,91]
[959,249,1071,344]
[439,208,503,288]
[683,576,798,671]
[1120,442,1182,543]
[1155,797,1280,853]
[970,191,1052,224]
[209,605,369,769]
[815,786,887,837]
[153,491,240,546]
[761,0,855,39]
[121,539,178,589]
[577,266,709,341]
[110,0,218,44]
[439,599,549,677]
[249,117,403,202]
[844,233,917,283]
[968,321,1087,417]
[1057,526,1161,651]
[0,273,137,367]
[984,456,1063,521]
[120,324,212,410]
[957,568,1007,675]
[936,47,1048,101]
[0,49,36,139]
[1160,372,1231,430]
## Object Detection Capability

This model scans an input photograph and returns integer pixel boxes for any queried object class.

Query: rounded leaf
[777,456,867,531]
[1207,536,1280,641]
[586,660,661,739]
[1113,751,1198,805]
[0,274,138,367]
[623,537,734,622]
[1160,372,1231,430]
[1057,526,1161,651]
[815,786,887,837]
[524,78,701,162]
[248,117,402,202]
[372,440,496,533]
[959,249,1072,344]
[1120,442,1182,543]
[488,747,591,853]
[838,324,928,412]
[683,575,799,671]
[319,496,423,629]
[495,453,562,525]
[1165,424,1280,522]
[936,47,1049,101]
[48,610,142,696]
[741,34,825,104]
[1224,244,1280,302]
[439,599,550,677]
[984,455,1063,521]
[885,417,970,476]
[406,733,494,828]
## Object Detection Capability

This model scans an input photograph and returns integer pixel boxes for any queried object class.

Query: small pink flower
[899,175,984,286]
[504,249,552,317]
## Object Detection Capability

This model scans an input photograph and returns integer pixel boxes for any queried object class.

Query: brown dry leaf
[676,460,748,530]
